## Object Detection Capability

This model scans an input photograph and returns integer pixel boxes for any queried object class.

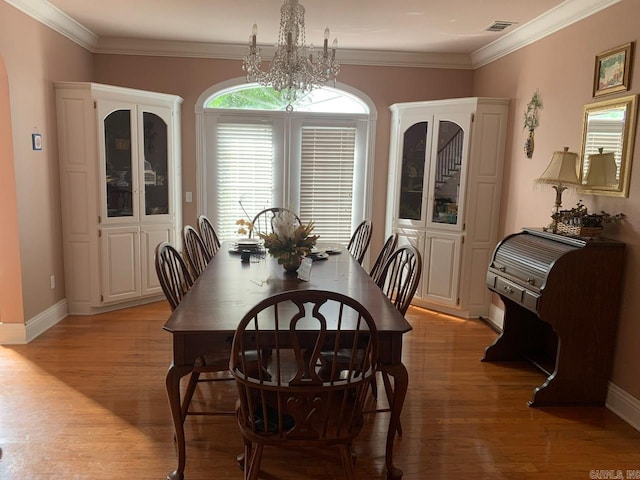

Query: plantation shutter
[215,122,273,239]
[300,126,356,244]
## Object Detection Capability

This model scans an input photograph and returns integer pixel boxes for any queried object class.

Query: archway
[0,53,25,339]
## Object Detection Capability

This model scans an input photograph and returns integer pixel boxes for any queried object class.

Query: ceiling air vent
[485,21,517,32]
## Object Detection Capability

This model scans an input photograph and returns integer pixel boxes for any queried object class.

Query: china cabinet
[55,82,183,314]
[385,97,509,318]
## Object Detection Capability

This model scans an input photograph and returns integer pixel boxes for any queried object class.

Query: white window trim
[194,77,378,231]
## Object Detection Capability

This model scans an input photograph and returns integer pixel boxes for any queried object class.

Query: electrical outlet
[50,275,55,289]
[186,191,193,203]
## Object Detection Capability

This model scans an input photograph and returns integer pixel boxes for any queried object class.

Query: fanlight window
[206,85,368,113]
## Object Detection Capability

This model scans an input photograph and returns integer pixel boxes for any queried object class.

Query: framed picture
[593,42,634,97]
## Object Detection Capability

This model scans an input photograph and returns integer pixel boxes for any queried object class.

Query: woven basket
[557,223,603,237]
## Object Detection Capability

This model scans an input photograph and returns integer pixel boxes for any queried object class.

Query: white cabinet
[385,97,509,318]
[55,82,183,314]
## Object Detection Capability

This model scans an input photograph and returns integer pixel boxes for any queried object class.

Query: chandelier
[242,0,340,110]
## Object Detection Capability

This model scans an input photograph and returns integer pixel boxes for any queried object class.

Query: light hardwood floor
[1,301,639,479]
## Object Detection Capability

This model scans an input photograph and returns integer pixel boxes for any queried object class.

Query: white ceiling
[6,0,621,67]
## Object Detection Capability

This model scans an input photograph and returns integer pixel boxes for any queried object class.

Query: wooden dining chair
[370,245,422,435]
[155,241,194,311]
[183,225,211,279]
[155,241,234,422]
[347,220,372,264]
[197,214,221,258]
[369,233,398,284]
[230,289,379,480]
[250,207,301,238]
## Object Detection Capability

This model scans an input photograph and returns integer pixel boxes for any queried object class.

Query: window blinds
[215,122,273,239]
[300,126,356,244]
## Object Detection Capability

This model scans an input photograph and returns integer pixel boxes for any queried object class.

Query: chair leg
[339,444,355,480]
[370,374,378,399]
[181,371,200,421]
[382,370,402,436]
[246,442,263,480]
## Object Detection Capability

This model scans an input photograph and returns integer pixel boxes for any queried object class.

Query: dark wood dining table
[163,243,412,480]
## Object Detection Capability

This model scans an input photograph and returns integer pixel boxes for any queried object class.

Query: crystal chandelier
[242,0,340,110]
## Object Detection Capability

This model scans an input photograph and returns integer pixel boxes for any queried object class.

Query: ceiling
[8,0,620,67]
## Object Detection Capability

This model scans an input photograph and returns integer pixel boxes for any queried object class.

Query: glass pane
[398,122,428,221]
[432,120,463,225]
[206,85,368,113]
[105,110,133,217]
[143,112,169,215]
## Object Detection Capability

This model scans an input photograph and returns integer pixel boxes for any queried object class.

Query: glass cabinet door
[429,119,465,228]
[398,121,428,222]
[141,111,169,217]
[104,109,134,218]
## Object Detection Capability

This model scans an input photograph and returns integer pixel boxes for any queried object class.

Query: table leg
[166,364,192,480]
[380,362,408,480]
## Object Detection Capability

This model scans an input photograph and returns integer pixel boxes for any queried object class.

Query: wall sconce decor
[536,146,579,232]
[523,90,542,158]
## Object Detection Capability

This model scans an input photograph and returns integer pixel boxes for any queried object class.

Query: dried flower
[258,211,318,265]
[236,218,254,236]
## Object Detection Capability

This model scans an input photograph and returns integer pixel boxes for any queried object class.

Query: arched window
[195,80,376,245]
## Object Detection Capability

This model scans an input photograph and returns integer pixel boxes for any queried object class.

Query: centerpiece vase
[282,254,303,273]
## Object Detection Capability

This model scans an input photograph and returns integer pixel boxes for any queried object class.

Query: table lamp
[536,146,579,232]
[585,147,617,186]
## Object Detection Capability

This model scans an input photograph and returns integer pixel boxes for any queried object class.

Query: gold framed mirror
[578,94,638,197]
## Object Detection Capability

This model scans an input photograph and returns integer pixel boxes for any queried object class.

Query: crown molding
[4,0,622,70]
[95,37,473,69]
[471,0,622,68]
[4,0,98,50]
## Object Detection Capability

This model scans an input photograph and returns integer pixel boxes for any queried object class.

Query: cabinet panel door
[98,100,140,223]
[426,113,472,232]
[140,224,173,296]
[139,105,174,223]
[100,226,141,303]
[422,232,462,306]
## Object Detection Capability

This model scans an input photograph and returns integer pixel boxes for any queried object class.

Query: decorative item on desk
[523,90,543,158]
[258,210,318,273]
[536,147,579,233]
[554,200,625,237]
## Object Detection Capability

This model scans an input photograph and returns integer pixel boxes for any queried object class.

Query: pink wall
[93,56,474,255]
[0,54,24,324]
[0,1,93,320]
[474,0,640,399]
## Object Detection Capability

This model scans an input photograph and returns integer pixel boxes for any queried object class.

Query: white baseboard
[0,299,68,344]
[487,303,640,433]
[606,382,640,432]
[486,303,504,330]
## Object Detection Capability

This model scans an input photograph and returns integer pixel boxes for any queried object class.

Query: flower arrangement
[235,218,254,236]
[258,210,318,271]
[523,90,543,131]
[554,200,625,227]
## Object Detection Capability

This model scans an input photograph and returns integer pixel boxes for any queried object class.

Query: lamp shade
[585,149,617,186]
[536,147,579,185]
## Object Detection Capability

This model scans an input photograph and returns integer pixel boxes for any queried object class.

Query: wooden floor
[1,301,639,480]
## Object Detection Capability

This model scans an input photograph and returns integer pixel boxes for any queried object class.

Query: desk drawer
[495,276,524,303]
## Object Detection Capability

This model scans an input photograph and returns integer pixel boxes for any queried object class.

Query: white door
[100,226,140,303]
[394,227,425,299]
